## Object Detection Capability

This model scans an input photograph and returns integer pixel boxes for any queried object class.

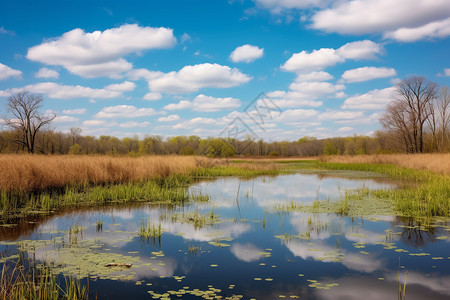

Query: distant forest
[1,77,449,157]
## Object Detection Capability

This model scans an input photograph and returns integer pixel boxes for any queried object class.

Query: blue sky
[1,0,449,141]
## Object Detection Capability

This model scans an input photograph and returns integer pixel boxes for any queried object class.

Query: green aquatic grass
[283,161,450,218]
[314,162,450,218]
[0,258,88,300]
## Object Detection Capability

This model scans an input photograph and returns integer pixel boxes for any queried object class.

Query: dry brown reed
[0,155,216,192]
[319,154,450,175]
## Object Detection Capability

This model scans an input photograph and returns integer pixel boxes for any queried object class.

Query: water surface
[1,172,449,299]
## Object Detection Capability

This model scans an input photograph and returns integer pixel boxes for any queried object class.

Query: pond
[1,172,449,299]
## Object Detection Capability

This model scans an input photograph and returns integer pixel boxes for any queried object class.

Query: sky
[0,0,449,141]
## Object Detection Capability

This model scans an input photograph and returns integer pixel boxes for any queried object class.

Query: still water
[1,172,449,299]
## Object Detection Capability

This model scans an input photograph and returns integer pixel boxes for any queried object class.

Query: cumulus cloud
[336,40,383,60]
[126,68,164,81]
[295,71,333,82]
[0,82,126,99]
[35,67,59,79]
[318,110,365,121]
[341,87,395,110]
[311,0,450,41]
[384,17,450,42]
[282,40,382,73]
[229,44,264,63]
[281,48,344,72]
[192,94,241,112]
[27,24,176,78]
[119,121,151,128]
[445,68,450,76]
[254,0,325,13]
[264,91,323,108]
[82,120,106,126]
[157,115,180,122]
[53,116,79,123]
[148,63,251,94]
[95,105,156,118]
[289,81,345,95]
[163,100,192,111]
[0,63,22,80]
[104,81,136,91]
[62,108,87,115]
[338,126,353,132]
[143,92,162,101]
[163,94,241,112]
[341,67,396,83]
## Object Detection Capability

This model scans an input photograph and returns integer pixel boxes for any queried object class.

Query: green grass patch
[293,161,450,218]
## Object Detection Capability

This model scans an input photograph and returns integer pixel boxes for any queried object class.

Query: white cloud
[0,27,14,35]
[157,115,180,122]
[163,94,241,112]
[264,91,323,108]
[95,105,156,118]
[295,71,333,82]
[63,59,132,78]
[336,40,383,60]
[181,33,192,43]
[119,121,151,128]
[338,126,353,132]
[62,108,87,115]
[341,87,395,110]
[229,44,264,63]
[384,17,450,42]
[445,68,450,76]
[53,116,79,123]
[311,0,450,39]
[164,100,192,110]
[276,109,319,122]
[83,120,105,126]
[27,24,176,78]
[282,40,382,74]
[192,94,241,112]
[148,63,251,94]
[341,67,396,83]
[126,68,164,81]
[35,67,59,79]
[281,48,344,72]
[105,81,136,91]
[0,82,123,99]
[0,63,22,80]
[255,0,325,13]
[319,110,365,121]
[143,92,162,101]
[289,81,345,95]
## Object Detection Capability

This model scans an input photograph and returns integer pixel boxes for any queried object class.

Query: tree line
[1,77,449,157]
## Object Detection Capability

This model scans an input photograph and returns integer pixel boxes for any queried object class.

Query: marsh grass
[139,221,162,239]
[0,257,88,300]
[308,161,450,218]
[0,155,220,193]
[320,154,450,175]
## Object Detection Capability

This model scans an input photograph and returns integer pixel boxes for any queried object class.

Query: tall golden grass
[0,155,215,192]
[320,154,450,175]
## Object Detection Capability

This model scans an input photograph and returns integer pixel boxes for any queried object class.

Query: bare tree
[437,86,450,151]
[2,91,55,153]
[381,77,439,153]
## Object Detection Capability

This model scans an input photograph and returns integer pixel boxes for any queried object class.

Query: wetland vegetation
[1,153,449,299]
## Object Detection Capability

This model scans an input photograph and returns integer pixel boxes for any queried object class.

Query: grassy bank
[0,155,280,219]
[320,153,450,175]
[309,160,450,218]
